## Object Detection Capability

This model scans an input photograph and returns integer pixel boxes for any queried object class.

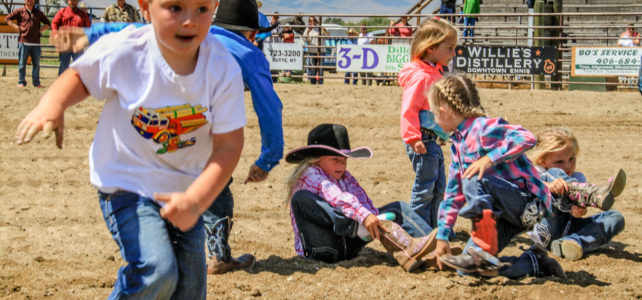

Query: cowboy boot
[530,245,567,279]
[566,169,626,211]
[377,220,438,272]
[471,209,498,255]
[205,217,256,275]
[439,246,505,276]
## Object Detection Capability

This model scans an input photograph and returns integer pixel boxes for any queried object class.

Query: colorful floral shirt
[437,117,552,240]
[289,165,378,256]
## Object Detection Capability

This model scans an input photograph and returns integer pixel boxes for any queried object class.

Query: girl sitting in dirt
[429,75,565,279]
[284,123,439,272]
[528,126,626,261]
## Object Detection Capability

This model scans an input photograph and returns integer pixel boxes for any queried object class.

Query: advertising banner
[263,42,304,71]
[454,45,558,75]
[571,47,641,76]
[335,44,410,73]
[0,33,19,63]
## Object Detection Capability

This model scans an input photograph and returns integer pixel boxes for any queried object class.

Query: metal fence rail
[270,11,642,89]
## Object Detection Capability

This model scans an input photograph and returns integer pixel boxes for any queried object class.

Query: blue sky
[81,0,429,16]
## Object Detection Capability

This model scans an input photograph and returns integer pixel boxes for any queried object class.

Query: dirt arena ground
[1,68,641,299]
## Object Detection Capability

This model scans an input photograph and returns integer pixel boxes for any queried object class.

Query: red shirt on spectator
[389,23,413,37]
[51,6,92,31]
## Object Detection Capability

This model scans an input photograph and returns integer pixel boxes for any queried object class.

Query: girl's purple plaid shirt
[436,117,553,241]
[289,165,379,256]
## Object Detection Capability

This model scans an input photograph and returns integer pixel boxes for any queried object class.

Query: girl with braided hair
[430,75,566,279]
[398,18,457,230]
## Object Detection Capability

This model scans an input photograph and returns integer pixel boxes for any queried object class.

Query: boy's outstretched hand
[463,155,492,180]
[15,104,65,148]
[156,193,202,232]
[15,69,90,149]
[51,26,90,53]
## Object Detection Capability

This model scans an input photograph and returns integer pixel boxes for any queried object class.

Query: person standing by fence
[303,16,328,85]
[6,0,51,88]
[101,0,140,23]
[51,0,91,75]
[357,25,375,86]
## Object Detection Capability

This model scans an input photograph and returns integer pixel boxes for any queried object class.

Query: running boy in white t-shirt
[15,0,245,298]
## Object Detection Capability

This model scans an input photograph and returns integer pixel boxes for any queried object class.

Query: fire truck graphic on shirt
[131,104,208,154]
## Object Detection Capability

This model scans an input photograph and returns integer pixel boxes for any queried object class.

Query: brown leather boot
[377,221,438,272]
[567,169,626,211]
[207,254,256,275]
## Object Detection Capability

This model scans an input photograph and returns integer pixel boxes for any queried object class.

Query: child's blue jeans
[404,132,446,229]
[290,190,433,263]
[99,191,206,300]
[539,168,625,255]
[459,175,545,278]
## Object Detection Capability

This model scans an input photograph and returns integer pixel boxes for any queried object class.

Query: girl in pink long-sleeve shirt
[398,18,458,229]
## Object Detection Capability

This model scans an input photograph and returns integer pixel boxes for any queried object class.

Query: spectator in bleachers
[462,0,480,44]
[101,0,140,23]
[52,0,92,75]
[389,16,413,44]
[303,16,328,85]
[439,0,457,23]
[617,23,640,47]
[357,25,375,86]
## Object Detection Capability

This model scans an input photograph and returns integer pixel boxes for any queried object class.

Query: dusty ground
[1,67,641,299]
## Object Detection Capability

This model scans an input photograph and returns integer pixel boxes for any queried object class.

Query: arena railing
[267,12,642,90]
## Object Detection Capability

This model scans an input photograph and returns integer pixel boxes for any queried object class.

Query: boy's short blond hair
[410,18,458,60]
[531,126,579,166]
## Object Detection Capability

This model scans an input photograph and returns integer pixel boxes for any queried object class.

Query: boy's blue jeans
[99,191,206,300]
[539,168,625,255]
[405,132,446,229]
[202,181,234,262]
[290,190,433,263]
[17,43,41,86]
[459,175,544,278]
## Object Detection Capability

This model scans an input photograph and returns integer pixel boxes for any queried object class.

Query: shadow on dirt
[249,247,397,276]
[587,241,642,263]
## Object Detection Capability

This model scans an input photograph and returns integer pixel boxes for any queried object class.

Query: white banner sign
[263,42,304,71]
[336,44,410,73]
[572,47,642,76]
[0,33,19,60]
